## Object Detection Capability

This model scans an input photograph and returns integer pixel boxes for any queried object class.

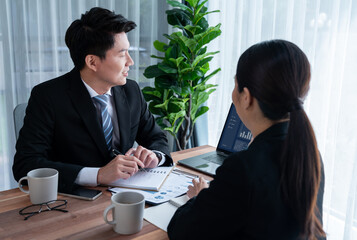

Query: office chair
[13,103,27,140]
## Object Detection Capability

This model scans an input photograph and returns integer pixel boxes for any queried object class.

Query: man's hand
[125,145,159,168]
[97,155,145,185]
[187,176,209,199]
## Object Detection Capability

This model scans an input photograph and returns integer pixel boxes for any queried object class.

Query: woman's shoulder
[218,140,282,182]
[225,138,282,165]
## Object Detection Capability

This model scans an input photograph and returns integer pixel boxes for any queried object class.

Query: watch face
[154,152,162,160]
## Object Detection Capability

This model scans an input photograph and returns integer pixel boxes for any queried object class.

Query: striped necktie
[93,94,113,151]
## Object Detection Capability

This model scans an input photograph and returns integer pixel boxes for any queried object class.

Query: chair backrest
[13,103,27,140]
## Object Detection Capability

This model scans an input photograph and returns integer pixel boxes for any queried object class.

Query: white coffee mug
[103,192,145,235]
[18,168,58,204]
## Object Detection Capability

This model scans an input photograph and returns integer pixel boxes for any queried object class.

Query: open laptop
[178,103,252,176]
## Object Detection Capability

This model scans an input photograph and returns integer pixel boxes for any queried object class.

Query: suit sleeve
[167,155,251,239]
[13,85,83,192]
[133,83,173,166]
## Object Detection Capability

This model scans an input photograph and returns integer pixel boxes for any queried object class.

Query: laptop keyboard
[203,154,226,165]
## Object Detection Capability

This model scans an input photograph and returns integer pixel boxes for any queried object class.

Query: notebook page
[109,165,174,191]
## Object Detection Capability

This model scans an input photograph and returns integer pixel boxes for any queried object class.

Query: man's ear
[242,87,254,109]
[84,55,99,72]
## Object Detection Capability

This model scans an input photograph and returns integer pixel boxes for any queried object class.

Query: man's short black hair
[65,7,136,70]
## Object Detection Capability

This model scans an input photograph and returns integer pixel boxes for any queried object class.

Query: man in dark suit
[13,7,172,193]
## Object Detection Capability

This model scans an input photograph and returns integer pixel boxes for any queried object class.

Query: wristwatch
[153,151,163,161]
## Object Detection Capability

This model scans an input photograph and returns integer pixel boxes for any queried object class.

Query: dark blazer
[13,68,172,192]
[167,122,325,240]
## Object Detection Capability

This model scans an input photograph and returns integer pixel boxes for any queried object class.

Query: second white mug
[103,191,145,235]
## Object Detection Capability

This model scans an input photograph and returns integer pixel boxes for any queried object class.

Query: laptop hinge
[217,150,230,157]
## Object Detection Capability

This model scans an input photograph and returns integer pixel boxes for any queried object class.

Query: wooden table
[0,145,215,240]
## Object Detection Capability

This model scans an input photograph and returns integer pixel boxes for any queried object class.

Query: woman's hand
[187,176,209,198]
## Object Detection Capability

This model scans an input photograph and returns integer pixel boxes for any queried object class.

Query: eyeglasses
[19,200,68,220]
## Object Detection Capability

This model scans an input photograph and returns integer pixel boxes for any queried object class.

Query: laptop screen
[217,103,252,153]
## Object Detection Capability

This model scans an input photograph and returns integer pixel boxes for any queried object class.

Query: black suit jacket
[13,68,172,192]
[167,122,325,240]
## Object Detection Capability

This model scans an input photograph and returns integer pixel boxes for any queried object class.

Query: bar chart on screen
[239,131,252,140]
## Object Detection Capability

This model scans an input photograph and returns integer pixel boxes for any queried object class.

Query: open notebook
[144,195,190,231]
[109,165,174,191]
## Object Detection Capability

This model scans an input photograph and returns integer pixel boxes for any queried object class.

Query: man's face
[95,32,134,87]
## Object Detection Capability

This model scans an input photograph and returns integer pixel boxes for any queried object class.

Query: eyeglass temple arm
[52,208,68,213]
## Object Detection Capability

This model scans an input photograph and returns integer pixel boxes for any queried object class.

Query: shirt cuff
[74,167,100,186]
[152,150,166,166]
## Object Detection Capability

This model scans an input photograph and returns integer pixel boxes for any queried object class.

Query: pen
[111,149,147,172]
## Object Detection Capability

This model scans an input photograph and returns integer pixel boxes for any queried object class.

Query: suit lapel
[66,69,109,159]
[112,86,131,153]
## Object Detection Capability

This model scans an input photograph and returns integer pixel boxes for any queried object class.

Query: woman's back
[230,122,298,239]
[168,122,319,239]
[168,40,325,239]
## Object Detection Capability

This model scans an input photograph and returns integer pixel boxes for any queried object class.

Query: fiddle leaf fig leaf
[194,24,221,49]
[142,87,162,102]
[197,46,207,55]
[154,99,170,111]
[193,106,209,123]
[184,25,202,35]
[166,0,193,14]
[166,9,191,27]
[186,0,199,8]
[155,76,175,89]
[201,68,221,84]
[144,65,166,79]
[194,83,217,91]
[168,110,186,125]
[192,51,219,68]
[174,118,185,134]
[150,55,165,60]
[180,35,197,53]
[169,57,184,67]
[195,0,209,15]
[153,40,167,52]
[194,10,220,25]
[149,102,164,115]
[158,63,178,74]
[182,69,203,81]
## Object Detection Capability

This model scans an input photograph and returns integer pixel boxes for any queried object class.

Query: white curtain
[207,0,357,239]
[0,0,169,190]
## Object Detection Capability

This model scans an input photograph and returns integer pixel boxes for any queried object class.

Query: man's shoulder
[33,69,77,92]
[114,79,141,95]
[120,79,139,89]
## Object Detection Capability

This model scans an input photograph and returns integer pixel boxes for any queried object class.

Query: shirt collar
[81,79,112,97]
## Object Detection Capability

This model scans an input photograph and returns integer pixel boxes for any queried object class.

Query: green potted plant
[142,0,221,150]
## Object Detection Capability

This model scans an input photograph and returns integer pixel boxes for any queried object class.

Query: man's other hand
[125,145,159,168]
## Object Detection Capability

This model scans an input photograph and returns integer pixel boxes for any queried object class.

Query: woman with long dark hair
[167,40,325,239]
